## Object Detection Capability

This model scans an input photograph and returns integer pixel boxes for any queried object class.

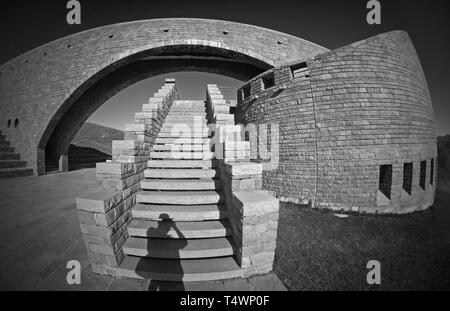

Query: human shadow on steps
[135,213,187,291]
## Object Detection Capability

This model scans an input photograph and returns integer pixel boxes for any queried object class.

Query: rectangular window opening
[290,62,308,79]
[419,160,426,190]
[261,73,275,90]
[379,164,393,200]
[430,158,434,185]
[403,162,413,195]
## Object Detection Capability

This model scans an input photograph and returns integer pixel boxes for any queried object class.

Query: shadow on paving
[137,213,187,291]
[274,179,450,290]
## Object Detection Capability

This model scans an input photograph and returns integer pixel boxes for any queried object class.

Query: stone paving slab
[0,169,286,291]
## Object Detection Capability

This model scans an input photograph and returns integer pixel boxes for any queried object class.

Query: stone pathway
[0,169,286,291]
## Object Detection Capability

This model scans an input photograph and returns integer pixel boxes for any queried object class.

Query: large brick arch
[236,30,437,214]
[0,18,328,175]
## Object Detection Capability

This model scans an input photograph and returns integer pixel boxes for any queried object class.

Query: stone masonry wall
[236,30,437,214]
[75,80,179,275]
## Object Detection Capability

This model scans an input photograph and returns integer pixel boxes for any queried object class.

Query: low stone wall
[223,162,279,277]
[206,85,279,277]
[75,79,179,275]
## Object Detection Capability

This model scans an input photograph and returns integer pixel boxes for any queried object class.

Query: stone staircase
[116,100,243,281]
[0,131,33,178]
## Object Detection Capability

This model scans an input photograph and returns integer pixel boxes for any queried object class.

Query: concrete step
[137,190,224,205]
[160,125,208,132]
[116,256,243,282]
[150,151,213,160]
[147,159,218,169]
[144,168,219,179]
[0,168,34,178]
[152,144,208,152]
[141,178,222,190]
[132,203,227,221]
[127,219,232,239]
[0,160,26,168]
[169,108,205,112]
[155,137,211,144]
[123,236,234,259]
[166,112,206,122]
[0,153,20,160]
[0,147,14,153]
[156,132,209,138]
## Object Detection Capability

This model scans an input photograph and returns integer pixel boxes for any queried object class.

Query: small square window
[261,73,275,90]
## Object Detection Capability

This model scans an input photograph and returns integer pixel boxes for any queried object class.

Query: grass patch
[274,183,450,290]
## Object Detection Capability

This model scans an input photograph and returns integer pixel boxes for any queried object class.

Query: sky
[1,0,449,134]
[89,73,242,130]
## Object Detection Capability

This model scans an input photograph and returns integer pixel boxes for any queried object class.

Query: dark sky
[1,0,449,133]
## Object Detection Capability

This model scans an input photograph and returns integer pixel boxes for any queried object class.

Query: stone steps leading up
[137,190,224,205]
[116,256,243,282]
[141,178,222,190]
[150,151,214,160]
[0,147,14,153]
[0,160,26,169]
[147,159,218,169]
[0,168,34,178]
[120,98,238,283]
[132,204,227,221]
[156,132,210,138]
[155,137,211,144]
[152,144,208,152]
[0,134,33,178]
[127,219,232,239]
[123,236,234,259]
[144,168,219,179]
[0,153,20,160]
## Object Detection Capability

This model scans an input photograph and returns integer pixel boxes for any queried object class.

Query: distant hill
[68,122,124,170]
[71,122,124,156]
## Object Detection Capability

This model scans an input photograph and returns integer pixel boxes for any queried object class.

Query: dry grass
[274,179,450,290]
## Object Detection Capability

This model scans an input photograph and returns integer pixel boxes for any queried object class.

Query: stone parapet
[221,161,279,277]
[76,79,179,275]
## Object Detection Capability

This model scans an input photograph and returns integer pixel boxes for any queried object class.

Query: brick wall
[236,30,437,214]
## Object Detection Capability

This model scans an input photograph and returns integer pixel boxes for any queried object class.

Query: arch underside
[40,45,272,173]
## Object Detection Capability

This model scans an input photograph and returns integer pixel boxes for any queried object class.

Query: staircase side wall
[75,79,179,276]
[206,85,280,278]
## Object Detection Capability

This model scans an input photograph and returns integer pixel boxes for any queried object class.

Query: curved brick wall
[236,30,436,214]
[0,18,328,174]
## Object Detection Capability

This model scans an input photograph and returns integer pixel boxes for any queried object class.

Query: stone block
[225,162,262,176]
[76,190,123,214]
[232,191,279,217]
[96,162,134,176]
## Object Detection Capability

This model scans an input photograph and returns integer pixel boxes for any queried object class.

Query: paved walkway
[0,169,286,291]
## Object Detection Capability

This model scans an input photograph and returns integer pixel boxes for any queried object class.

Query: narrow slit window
[379,164,392,199]
[419,160,426,190]
[430,158,434,185]
[261,73,275,90]
[403,162,413,195]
